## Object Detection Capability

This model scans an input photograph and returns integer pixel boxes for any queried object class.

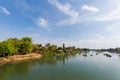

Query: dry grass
[0,53,42,65]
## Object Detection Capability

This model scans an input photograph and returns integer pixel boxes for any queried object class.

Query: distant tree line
[91,48,120,53]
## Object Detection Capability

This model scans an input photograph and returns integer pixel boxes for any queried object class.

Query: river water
[0,51,120,80]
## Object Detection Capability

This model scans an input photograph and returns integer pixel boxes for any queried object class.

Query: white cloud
[96,6,120,21]
[48,0,79,17]
[95,34,104,40]
[47,0,120,26]
[58,17,79,25]
[36,17,48,29]
[59,5,120,25]
[0,7,10,15]
[81,5,99,12]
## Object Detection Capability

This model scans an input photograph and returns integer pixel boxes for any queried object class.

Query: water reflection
[0,51,120,80]
[38,54,77,65]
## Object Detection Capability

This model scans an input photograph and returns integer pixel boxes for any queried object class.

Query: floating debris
[104,54,112,57]
[90,54,93,56]
[83,54,87,57]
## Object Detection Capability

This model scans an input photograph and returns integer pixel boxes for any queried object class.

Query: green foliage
[0,37,32,57]
[45,43,50,48]
[42,43,58,56]
[58,47,63,50]
[0,37,91,58]
[18,37,32,54]
[32,44,40,53]
[40,46,50,56]
[48,45,57,52]
[7,38,20,54]
[0,42,16,56]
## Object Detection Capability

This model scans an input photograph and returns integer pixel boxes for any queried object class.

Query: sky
[0,0,120,49]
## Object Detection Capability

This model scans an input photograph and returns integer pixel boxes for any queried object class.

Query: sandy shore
[0,53,42,65]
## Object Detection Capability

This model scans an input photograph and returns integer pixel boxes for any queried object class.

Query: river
[0,51,120,80]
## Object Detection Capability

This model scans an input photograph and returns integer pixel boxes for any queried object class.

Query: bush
[0,42,16,56]
[32,44,40,53]
[0,37,33,56]
[18,37,32,54]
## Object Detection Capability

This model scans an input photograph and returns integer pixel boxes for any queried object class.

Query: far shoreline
[0,53,42,65]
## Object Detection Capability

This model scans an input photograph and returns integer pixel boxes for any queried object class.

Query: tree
[32,44,40,53]
[0,42,16,56]
[7,38,20,54]
[0,37,34,56]
[58,47,63,50]
[49,44,57,52]
[45,43,50,48]
[18,37,32,54]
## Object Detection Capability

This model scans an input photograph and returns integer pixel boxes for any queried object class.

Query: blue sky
[0,0,120,49]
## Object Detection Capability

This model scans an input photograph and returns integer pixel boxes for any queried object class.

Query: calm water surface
[0,51,120,80]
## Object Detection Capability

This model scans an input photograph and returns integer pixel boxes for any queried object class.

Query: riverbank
[0,53,42,65]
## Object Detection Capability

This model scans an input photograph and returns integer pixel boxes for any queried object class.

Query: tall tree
[7,38,20,54]
[18,37,32,54]
[0,42,16,56]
